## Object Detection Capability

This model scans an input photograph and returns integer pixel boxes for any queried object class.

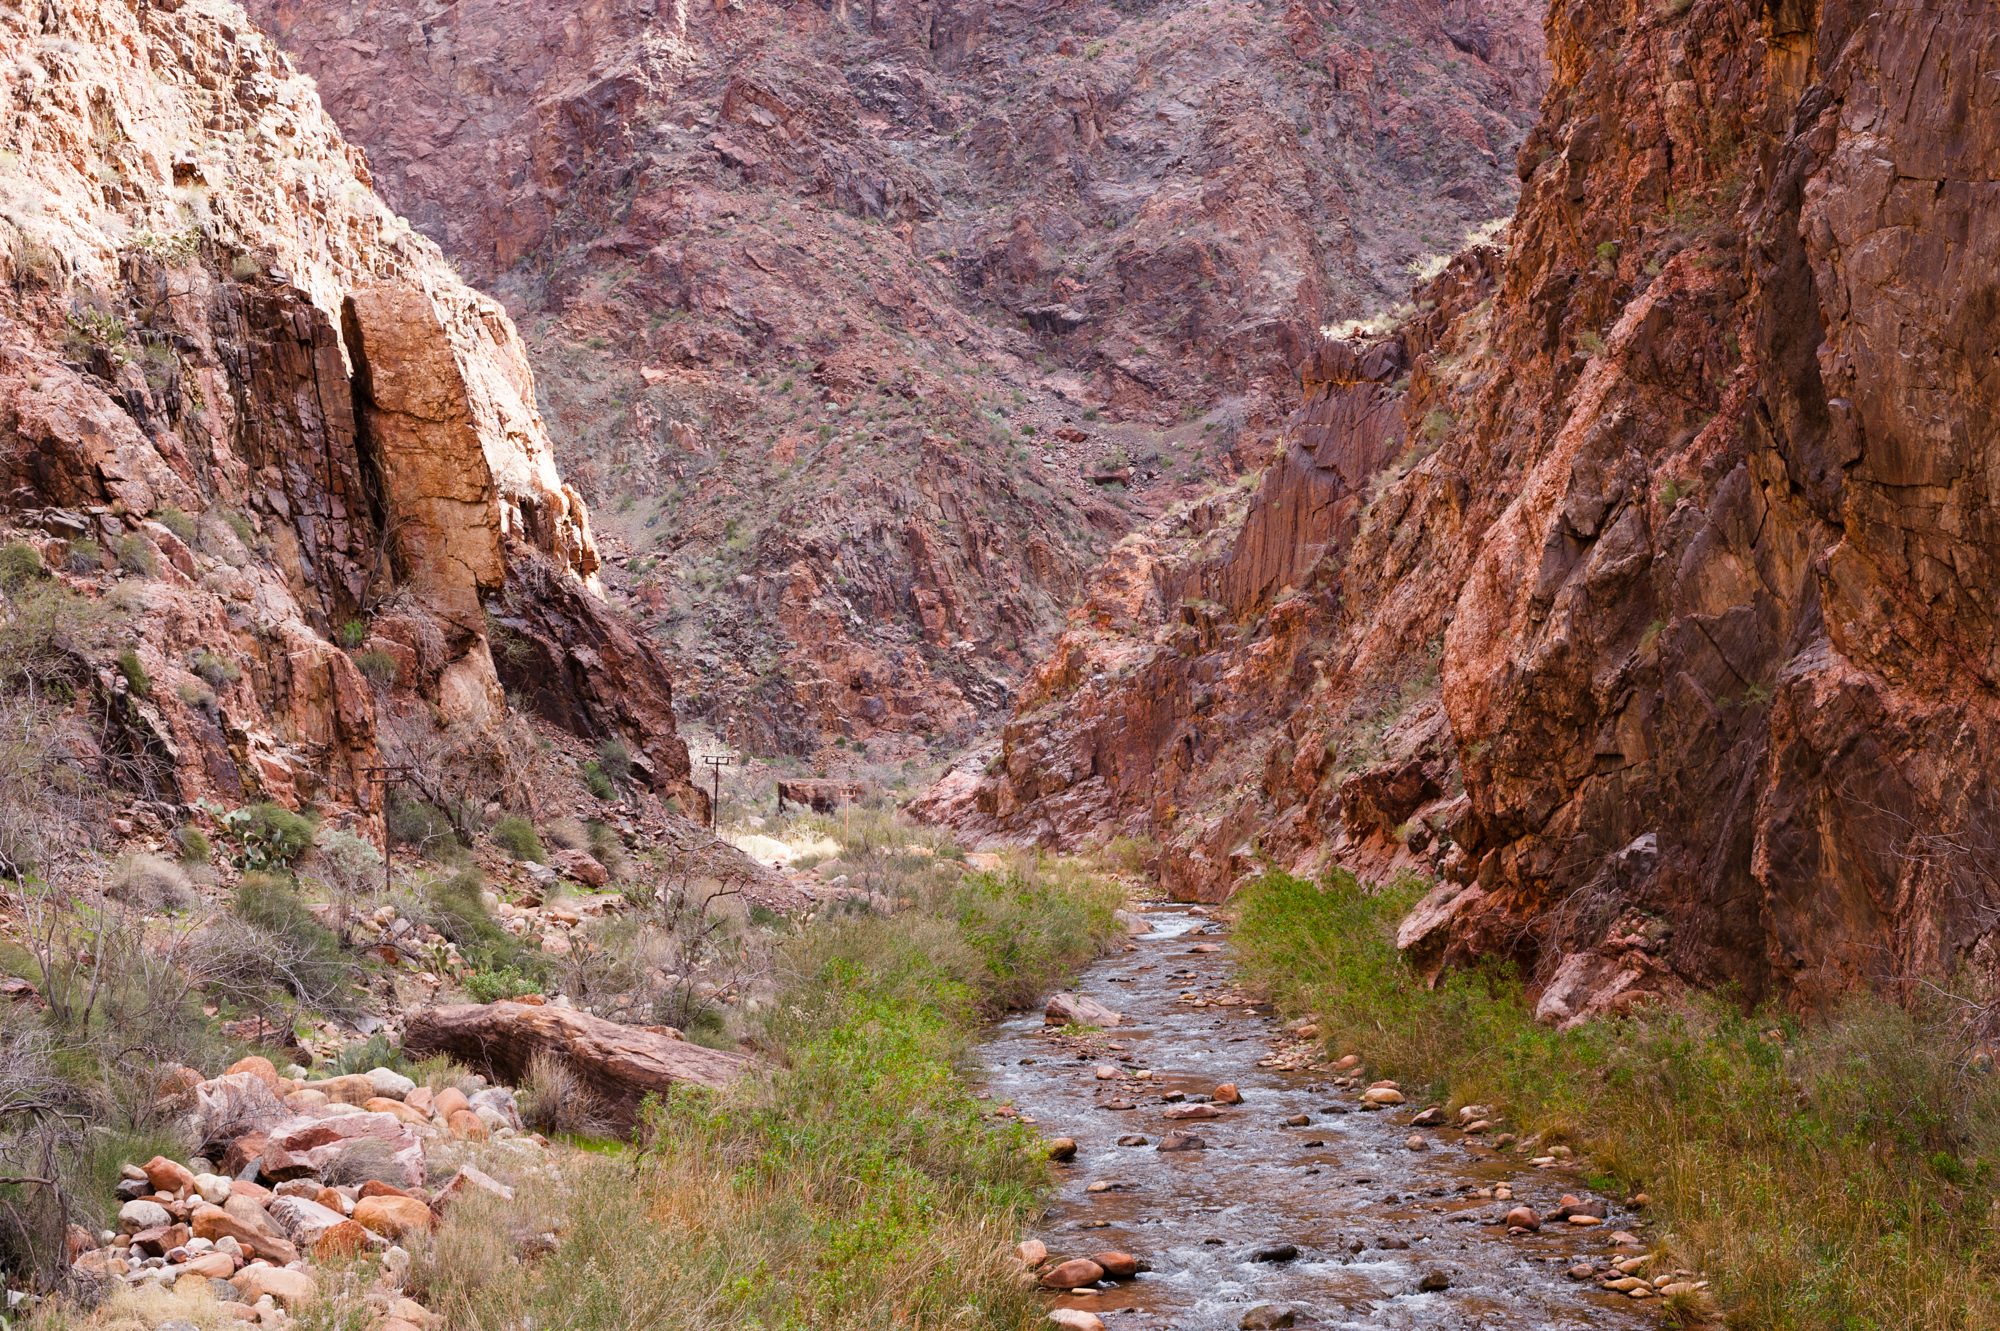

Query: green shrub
[191,649,240,688]
[0,542,44,591]
[595,737,633,787]
[220,801,317,869]
[113,533,156,577]
[353,648,399,686]
[322,1033,407,1077]
[465,966,540,1004]
[173,824,211,865]
[387,794,462,860]
[153,506,196,544]
[338,618,368,648]
[582,761,617,801]
[64,538,101,574]
[225,871,363,1013]
[115,647,151,697]
[428,868,540,976]
[493,815,545,863]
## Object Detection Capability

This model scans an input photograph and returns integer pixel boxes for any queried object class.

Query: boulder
[141,1156,197,1195]
[433,1164,514,1211]
[232,1263,318,1308]
[261,1113,425,1187]
[775,778,864,813]
[191,1203,296,1265]
[352,1194,433,1240]
[1093,1251,1139,1279]
[118,1200,171,1233]
[1039,1257,1104,1290]
[1044,993,1125,1028]
[265,1195,370,1258]
[403,1002,753,1130]
[366,1068,417,1100]
[551,848,609,887]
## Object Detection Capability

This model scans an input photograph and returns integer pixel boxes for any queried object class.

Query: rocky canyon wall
[239,0,1549,757]
[927,0,2000,1015]
[0,0,699,826]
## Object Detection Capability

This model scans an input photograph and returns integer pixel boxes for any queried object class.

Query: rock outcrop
[0,0,702,825]
[241,0,1548,756]
[928,0,2000,1013]
[403,1001,752,1129]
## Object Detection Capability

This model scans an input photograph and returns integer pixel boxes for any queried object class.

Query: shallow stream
[978,904,1652,1330]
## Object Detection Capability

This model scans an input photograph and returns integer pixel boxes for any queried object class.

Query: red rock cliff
[925,0,2000,1015]
[0,0,700,824]
[238,0,1549,757]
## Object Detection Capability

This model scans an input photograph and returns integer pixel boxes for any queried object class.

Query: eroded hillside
[240,0,1547,757]
[926,0,2000,1018]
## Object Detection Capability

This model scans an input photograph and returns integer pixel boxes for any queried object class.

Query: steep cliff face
[928,0,2000,1014]
[239,0,1548,756]
[0,0,698,824]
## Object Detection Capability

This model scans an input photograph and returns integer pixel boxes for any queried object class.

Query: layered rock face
[928,0,2000,1013]
[240,0,1547,755]
[0,0,698,821]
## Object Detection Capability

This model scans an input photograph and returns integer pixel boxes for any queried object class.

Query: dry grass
[516,1051,618,1141]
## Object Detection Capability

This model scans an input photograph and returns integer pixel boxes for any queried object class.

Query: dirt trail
[980,904,1656,1330]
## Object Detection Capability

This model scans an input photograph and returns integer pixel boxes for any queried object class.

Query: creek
[979,903,1653,1330]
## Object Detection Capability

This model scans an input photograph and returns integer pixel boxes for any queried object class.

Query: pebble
[1047,1138,1079,1162]
[1157,1131,1206,1152]
[1503,1206,1541,1232]
[1416,1269,1452,1293]
[1047,1311,1104,1331]
[1405,1134,1428,1152]
[1017,1239,1048,1267]
[1213,1083,1242,1104]
[1250,1243,1299,1264]
[1240,1306,1297,1330]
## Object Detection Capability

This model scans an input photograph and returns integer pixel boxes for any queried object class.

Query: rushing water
[979,904,1651,1331]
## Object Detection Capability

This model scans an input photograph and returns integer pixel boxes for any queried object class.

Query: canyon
[237,0,1548,757]
[1,0,1998,1327]
[927,0,2000,1019]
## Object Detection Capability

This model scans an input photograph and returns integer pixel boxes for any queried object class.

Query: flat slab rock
[1045,992,1125,1027]
[403,1002,753,1128]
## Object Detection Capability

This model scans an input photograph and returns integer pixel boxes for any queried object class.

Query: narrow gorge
[0,0,1996,1329]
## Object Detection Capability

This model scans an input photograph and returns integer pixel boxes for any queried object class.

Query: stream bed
[979,903,1655,1330]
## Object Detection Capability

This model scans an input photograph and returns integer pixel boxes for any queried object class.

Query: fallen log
[402,1002,753,1129]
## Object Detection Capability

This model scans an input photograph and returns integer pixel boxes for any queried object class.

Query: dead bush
[105,854,195,914]
[517,1051,616,1140]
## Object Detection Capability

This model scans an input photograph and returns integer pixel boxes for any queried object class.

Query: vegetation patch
[408,853,1118,1330]
[1232,869,2000,1331]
